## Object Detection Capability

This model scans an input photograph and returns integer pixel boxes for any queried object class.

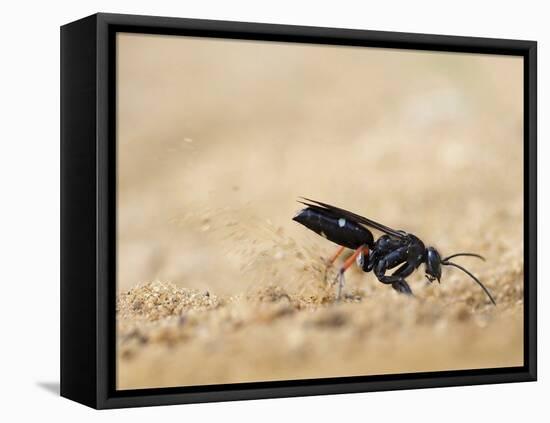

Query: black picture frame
[60,12,537,409]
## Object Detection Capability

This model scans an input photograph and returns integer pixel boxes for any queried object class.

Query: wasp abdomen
[293,207,374,249]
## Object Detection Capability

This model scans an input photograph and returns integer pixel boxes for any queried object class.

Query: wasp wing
[298,197,405,239]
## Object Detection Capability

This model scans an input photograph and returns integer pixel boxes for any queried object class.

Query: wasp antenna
[442,261,496,306]
[443,253,486,262]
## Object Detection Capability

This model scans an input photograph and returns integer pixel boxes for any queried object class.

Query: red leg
[327,245,345,265]
[323,245,345,282]
[335,246,369,300]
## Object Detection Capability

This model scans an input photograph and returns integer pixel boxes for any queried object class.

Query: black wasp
[293,198,496,305]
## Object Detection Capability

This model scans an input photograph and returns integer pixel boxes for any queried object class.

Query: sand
[115,33,524,389]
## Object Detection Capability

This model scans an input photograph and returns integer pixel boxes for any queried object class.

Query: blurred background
[116,33,523,389]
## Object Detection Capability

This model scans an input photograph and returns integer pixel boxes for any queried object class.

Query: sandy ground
[116,33,524,389]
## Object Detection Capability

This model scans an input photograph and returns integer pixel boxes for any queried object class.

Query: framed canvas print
[60,13,537,409]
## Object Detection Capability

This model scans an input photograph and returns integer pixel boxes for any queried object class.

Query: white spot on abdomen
[338,218,346,227]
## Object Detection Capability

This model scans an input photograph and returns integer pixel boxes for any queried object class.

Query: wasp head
[424,246,442,283]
